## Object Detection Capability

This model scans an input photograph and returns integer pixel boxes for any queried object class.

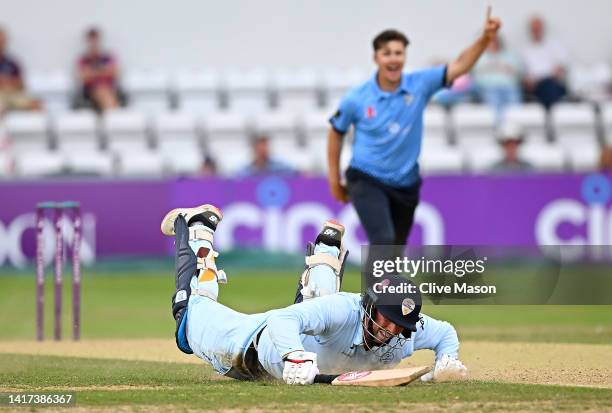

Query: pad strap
[305,252,342,275]
[189,227,214,244]
[191,289,218,301]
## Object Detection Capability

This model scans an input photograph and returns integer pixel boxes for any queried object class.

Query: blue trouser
[346,167,421,246]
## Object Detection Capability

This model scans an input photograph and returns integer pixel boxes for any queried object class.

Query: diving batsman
[160,204,467,384]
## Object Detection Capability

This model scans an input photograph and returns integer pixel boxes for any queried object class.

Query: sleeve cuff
[442,65,451,88]
[328,120,347,135]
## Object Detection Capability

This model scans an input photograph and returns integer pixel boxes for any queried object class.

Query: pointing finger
[486,5,492,21]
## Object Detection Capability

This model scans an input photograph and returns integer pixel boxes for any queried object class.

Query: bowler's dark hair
[372,29,410,51]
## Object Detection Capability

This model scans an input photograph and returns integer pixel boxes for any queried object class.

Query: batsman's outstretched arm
[446,6,502,85]
[409,314,460,360]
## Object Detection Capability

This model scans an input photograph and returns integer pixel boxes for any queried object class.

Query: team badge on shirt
[404,94,414,105]
[365,105,376,119]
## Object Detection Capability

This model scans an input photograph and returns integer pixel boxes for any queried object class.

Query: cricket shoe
[314,219,344,249]
[161,204,223,236]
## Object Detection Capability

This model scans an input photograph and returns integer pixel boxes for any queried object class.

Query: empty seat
[423,105,450,144]
[273,68,320,111]
[0,152,12,177]
[124,69,170,112]
[15,151,65,177]
[599,101,612,145]
[202,112,251,175]
[464,145,503,172]
[4,112,50,153]
[65,151,115,176]
[419,139,464,174]
[174,68,220,112]
[225,69,270,113]
[568,63,612,101]
[323,68,368,110]
[117,151,165,176]
[566,144,600,171]
[103,109,150,152]
[551,103,598,160]
[152,111,202,174]
[503,103,548,142]
[53,110,100,152]
[302,110,332,172]
[452,104,497,148]
[153,111,200,151]
[27,70,71,113]
[519,142,566,171]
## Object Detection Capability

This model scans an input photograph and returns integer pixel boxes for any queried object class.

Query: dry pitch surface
[1,339,610,389]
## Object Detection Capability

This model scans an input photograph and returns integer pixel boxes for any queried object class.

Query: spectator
[521,15,568,109]
[77,27,120,111]
[238,135,296,177]
[599,146,612,171]
[0,27,42,115]
[200,154,218,176]
[431,57,476,107]
[472,36,523,122]
[491,123,533,173]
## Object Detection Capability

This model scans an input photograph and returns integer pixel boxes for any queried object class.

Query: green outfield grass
[0,268,610,343]
[1,354,610,412]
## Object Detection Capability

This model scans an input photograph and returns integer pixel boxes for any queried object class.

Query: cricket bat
[313,366,431,387]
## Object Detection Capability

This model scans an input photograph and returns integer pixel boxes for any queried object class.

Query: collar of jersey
[370,71,410,99]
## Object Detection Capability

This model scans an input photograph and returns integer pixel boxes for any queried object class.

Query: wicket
[35,201,82,341]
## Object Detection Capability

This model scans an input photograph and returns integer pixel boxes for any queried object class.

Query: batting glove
[421,354,468,382]
[282,350,319,385]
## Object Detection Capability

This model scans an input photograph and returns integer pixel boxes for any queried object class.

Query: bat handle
[313,374,339,384]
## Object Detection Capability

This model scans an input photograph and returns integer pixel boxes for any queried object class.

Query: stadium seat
[152,111,202,175]
[53,110,100,152]
[117,150,165,177]
[3,112,50,153]
[568,63,612,101]
[27,70,71,113]
[503,103,548,142]
[201,112,251,175]
[174,68,220,112]
[302,110,332,172]
[600,101,612,145]
[322,67,369,110]
[551,103,598,170]
[273,68,320,112]
[252,111,308,171]
[0,152,12,177]
[464,145,504,172]
[14,151,65,177]
[423,105,450,145]
[420,138,465,174]
[103,109,150,153]
[452,103,497,144]
[225,69,270,113]
[519,141,566,171]
[124,69,170,112]
[65,151,115,177]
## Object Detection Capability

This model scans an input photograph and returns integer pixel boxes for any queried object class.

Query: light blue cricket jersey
[330,66,447,187]
[187,291,459,380]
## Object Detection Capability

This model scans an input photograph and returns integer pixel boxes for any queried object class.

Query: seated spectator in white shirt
[238,135,296,177]
[473,36,523,122]
[491,123,533,173]
[521,15,568,109]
